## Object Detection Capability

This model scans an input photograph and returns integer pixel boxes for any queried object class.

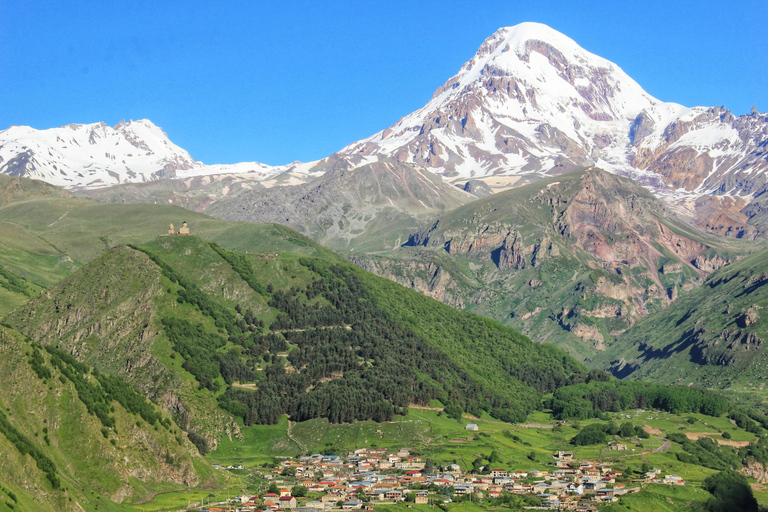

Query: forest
[548,380,729,419]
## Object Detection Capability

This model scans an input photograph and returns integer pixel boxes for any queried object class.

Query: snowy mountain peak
[340,22,668,181]
[334,24,768,239]
[0,119,309,189]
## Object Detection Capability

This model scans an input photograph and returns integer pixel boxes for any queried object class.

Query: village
[200,440,685,512]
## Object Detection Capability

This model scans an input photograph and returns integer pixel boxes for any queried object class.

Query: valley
[0,180,766,511]
[2,19,768,512]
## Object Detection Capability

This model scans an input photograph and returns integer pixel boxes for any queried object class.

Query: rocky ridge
[351,169,748,358]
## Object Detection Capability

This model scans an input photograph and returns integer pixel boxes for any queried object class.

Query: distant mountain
[0,119,319,189]
[4,23,768,236]
[339,23,768,237]
[203,156,475,250]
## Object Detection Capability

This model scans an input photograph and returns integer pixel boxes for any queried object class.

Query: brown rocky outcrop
[693,254,730,272]
[497,231,526,270]
[738,305,761,328]
[742,460,768,484]
[570,323,605,350]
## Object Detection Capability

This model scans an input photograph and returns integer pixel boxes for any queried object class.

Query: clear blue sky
[1,1,766,166]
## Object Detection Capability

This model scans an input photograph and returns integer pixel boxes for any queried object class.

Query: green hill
[0,323,212,511]
[5,175,768,510]
[596,247,768,402]
[6,235,592,434]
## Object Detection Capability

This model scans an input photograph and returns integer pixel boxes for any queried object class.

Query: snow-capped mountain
[339,23,768,228]
[2,23,767,236]
[0,119,302,189]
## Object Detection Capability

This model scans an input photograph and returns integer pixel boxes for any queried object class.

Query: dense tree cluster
[549,381,728,420]
[218,261,552,425]
[209,242,267,295]
[668,431,768,475]
[0,409,59,489]
[42,345,169,429]
[729,408,766,434]
[28,347,51,380]
[668,434,741,470]
[357,266,592,402]
[0,265,32,296]
[162,318,227,392]
[702,470,759,512]
[569,421,649,446]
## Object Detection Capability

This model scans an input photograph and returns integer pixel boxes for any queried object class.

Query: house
[305,501,324,509]
[263,493,280,504]
[608,442,628,451]
[490,469,508,478]
[278,496,297,509]
[664,474,685,485]
[342,500,363,509]
[454,485,472,495]
[465,424,479,431]
[415,494,429,505]
[384,490,403,501]
[583,481,606,493]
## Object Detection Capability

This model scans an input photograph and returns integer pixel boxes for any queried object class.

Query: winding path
[653,436,671,454]
[286,419,307,455]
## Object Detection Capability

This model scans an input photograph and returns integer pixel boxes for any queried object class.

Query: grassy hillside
[0,323,213,511]
[0,173,72,207]
[0,176,337,317]
[7,235,594,434]
[597,247,768,402]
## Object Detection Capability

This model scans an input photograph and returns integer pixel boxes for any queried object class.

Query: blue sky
[1,1,766,166]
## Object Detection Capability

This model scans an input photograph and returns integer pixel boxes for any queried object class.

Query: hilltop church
[165,221,191,236]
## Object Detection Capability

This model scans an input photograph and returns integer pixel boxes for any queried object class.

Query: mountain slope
[205,157,475,250]
[351,168,754,358]
[596,247,768,393]
[341,22,662,181]
[5,233,592,440]
[0,324,209,511]
[4,24,768,237]
[337,23,768,237]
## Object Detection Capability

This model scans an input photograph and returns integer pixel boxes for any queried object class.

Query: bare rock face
[373,169,731,357]
[738,305,761,328]
[349,255,466,310]
[629,110,656,144]
[742,460,768,484]
[693,254,731,272]
[570,323,605,350]
[497,231,526,270]
[459,179,494,198]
